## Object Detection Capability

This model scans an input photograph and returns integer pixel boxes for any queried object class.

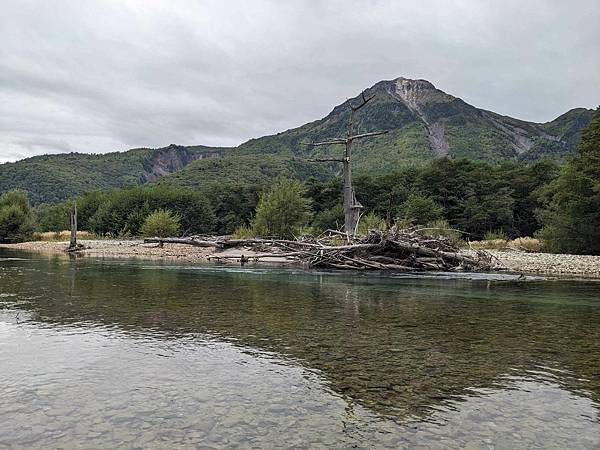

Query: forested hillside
[0,145,229,205]
[231,78,593,168]
[0,77,593,205]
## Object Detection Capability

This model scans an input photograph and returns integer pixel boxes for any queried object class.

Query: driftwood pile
[145,228,493,272]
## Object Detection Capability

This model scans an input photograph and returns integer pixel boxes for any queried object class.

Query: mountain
[0,144,229,204]
[156,77,594,190]
[237,77,594,163]
[0,77,594,204]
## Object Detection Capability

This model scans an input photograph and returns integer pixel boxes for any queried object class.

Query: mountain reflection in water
[1,250,599,448]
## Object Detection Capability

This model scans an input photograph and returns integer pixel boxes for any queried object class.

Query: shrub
[312,204,344,232]
[536,107,600,254]
[484,230,509,241]
[0,190,34,242]
[35,203,71,232]
[232,224,255,239]
[400,194,443,224]
[250,178,312,239]
[468,239,509,250]
[358,212,387,235]
[87,185,215,237]
[140,209,181,237]
[509,237,542,252]
[32,231,96,242]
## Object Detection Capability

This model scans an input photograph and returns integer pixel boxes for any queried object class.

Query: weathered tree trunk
[343,141,361,235]
[305,91,385,238]
[69,203,77,249]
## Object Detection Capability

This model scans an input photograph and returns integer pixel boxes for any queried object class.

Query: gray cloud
[1,0,599,162]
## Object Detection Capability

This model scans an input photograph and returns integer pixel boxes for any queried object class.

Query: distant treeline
[27,157,565,240]
[2,106,598,254]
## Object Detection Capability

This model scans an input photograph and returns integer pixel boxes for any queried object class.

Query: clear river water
[1,249,600,449]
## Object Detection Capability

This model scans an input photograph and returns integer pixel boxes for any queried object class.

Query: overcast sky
[1,0,599,162]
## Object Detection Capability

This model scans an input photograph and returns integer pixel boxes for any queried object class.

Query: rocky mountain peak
[388,77,450,111]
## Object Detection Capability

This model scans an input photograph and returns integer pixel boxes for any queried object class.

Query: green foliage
[358,212,387,235]
[0,145,223,205]
[88,185,215,237]
[1,83,592,209]
[484,230,509,241]
[35,203,70,232]
[400,194,443,224]
[416,158,555,238]
[232,224,256,239]
[0,190,34,242]
[423,219,462,243]
[312,204,344,232]
[537,107,600,254]
[156,154,327,235]
[36,185,215,237]
[140,209,181,237]
[26,155,566,244]
[0,189,30,210]
[250,178,312,239]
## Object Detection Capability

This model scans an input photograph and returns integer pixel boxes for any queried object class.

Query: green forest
[1,107,598,254]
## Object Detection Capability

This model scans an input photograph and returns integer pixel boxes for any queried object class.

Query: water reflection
[1,250,600,448]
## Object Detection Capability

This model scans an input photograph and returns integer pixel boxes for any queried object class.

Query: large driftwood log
[144,237,224,248]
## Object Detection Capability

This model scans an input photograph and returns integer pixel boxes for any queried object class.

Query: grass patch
[32,231,97,241]
[468,237,542,252]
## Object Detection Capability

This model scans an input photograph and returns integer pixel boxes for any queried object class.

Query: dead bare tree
[304,91,387,237]
[69,203,77,249]
[66,202,83,252]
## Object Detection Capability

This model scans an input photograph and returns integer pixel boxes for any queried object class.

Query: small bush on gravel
[140,209,181,238]
[250,178,312,239]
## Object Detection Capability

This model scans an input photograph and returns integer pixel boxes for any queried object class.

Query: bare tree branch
[306,157,346,163]
[350,91,375,112]
[301,139,346,147]
[302,130,387,147]
[348,130,388,141]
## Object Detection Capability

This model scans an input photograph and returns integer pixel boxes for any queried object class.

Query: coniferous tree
[537,107,600,254]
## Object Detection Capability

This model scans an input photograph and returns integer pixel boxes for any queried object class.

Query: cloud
[1,0,599,161]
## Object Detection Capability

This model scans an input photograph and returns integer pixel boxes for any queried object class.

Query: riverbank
[0,239,286,263]
[473,249,600,277]
[2,239,600,277]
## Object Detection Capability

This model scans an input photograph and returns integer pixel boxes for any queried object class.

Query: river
[1,249,599,448]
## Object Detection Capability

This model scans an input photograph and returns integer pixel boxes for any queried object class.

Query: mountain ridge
[0,77,595,204]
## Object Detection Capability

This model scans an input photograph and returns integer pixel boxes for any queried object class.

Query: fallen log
[208,252,305,260]
[144,237,222,248]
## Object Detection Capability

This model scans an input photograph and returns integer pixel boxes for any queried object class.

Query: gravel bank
[0,240,213,261]
[2,240,600,277]
[468,249,600,277]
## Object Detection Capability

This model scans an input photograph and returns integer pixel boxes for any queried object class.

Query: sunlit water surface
[1,249,600,448]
